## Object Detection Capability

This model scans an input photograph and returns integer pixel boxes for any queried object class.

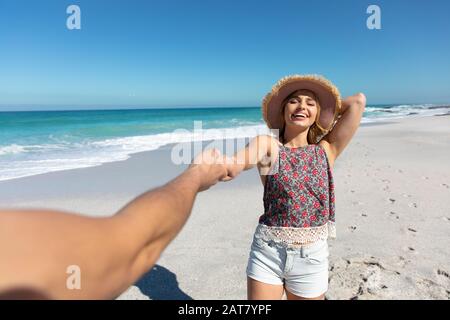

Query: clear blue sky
[0,0,449,110]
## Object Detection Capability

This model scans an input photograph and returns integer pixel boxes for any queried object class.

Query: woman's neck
[282,127,309,148]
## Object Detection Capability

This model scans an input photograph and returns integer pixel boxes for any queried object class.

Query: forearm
[111,167,202,282]
[227,154,253,176]
[0,149,225,299]
[0,168,202,299]
[0,211,127,299]
[226,135,270,179]
[103,150,225,294]
[323,93,366,158]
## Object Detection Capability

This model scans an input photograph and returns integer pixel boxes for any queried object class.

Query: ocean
[0,104,449,181]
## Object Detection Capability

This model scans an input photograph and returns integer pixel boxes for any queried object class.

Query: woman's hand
[220,155,241,182]
[339,93,366,116]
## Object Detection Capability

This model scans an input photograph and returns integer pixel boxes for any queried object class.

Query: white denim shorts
[246,231,329,298]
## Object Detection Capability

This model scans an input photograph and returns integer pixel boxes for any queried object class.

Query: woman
[223,74,366,300]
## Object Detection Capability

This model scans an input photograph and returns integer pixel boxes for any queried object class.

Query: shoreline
[0,114,446,185]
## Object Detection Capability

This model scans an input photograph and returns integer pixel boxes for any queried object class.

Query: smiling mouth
[291,113,309,121]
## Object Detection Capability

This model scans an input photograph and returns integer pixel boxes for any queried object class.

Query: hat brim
[262,75,341,132]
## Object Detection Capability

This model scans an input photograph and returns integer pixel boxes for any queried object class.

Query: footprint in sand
[402,193,412,198]
[415,277,450,299]
[381,179,391,191]
[328,256,403,300]
[349,226,357,231]
[422,176,429,180]
[402,246,418,254]
[408,202,418,208]
[407,227,417,233]
[388,211,400,219]
[388,198,396,204]
[437,269,450,279]
[398,169,403,173]
[442,183,449,189]
[361,213,367,217]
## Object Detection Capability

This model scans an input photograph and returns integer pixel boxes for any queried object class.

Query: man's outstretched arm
[0,149,227,299]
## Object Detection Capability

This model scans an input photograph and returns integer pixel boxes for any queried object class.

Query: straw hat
[262,74,341,132]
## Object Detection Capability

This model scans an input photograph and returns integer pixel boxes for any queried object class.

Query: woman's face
[283,89,319,129]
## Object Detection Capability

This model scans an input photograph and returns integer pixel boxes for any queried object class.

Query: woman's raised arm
[319,93,366,165]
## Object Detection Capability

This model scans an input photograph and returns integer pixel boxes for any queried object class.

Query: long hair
[279,90,327,144]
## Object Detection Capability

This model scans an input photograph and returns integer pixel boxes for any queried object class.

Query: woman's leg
[247,277,284,300]
[285,287,326,300]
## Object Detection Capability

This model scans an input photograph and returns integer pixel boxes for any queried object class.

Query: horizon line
[1,102,449,113]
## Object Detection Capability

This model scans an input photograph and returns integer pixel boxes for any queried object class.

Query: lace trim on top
[255,221,336,248]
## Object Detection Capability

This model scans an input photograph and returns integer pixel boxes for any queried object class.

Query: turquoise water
[0,107,262,145]
[0,104,448,181]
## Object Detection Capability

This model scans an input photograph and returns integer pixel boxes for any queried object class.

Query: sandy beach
[1,115,449,300]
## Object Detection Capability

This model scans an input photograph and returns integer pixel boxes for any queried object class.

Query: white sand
[1,115,449,300]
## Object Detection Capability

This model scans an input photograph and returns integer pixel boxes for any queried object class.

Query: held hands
[188,149,239,191]
[220,155,241,182]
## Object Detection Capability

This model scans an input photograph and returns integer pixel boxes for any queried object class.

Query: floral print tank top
[256,143,336,245]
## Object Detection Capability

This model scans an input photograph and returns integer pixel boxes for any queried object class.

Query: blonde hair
[279,90,327,144]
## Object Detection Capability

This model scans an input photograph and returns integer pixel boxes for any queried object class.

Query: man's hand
[189,148,229,191]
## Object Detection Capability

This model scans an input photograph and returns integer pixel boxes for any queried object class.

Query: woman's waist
[254,221,335,247]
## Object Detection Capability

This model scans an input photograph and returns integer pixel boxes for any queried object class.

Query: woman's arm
[0,149,227,299]
[222,135,274,181]
[319,93,366,164]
